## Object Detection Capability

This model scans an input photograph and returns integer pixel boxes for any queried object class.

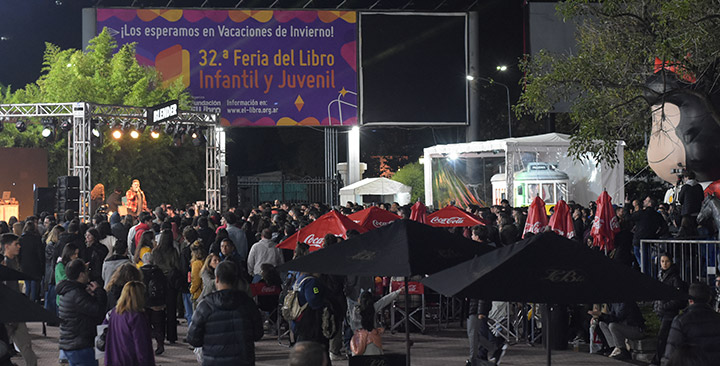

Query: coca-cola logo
[542,269,586,283]
[524,221,544,233]
[430,216,465,225]
[372,220,391,228]
[302,233,325,247]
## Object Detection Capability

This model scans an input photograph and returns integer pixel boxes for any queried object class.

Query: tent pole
[546,304,552,366]
[405,278,411,366]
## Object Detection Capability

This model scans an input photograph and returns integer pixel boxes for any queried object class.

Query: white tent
[339,177,412,205]
[423,133,625,208]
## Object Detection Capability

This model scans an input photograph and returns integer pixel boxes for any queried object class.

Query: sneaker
[155,343,165,355]
[610,349,631,360]
[608,347,622,357]
[329,352,346,361]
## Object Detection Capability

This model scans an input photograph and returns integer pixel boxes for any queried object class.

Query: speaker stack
[33,187,57,216]
[56,176,80,213]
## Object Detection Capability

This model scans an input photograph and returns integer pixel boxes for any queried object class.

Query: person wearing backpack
[291,271,331,363]
[139,252,169,356]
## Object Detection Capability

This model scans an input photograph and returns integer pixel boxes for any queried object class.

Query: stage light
[150,125,161,139]
[191,128,207,146]
[164,123,176,135]
[122,121,132,132]
[15,120,27,132]
[111,122,122,139]
[130,130,140,139]
[91,118,101,138]
[175,125,187,138]
[59,118,72,132]
[41,118,56,139]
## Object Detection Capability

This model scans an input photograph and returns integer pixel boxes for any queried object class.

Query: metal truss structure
[0,102,223,222]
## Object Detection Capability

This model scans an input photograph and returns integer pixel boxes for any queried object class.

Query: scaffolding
[0,102,223,222]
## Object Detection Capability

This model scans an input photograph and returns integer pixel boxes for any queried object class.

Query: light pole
[467,74,512,137]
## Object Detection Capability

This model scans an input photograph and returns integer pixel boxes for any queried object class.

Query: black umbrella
[422,232,685,365]
[279,219,493,366]
[0,284,60,323]
[0,265,39,282]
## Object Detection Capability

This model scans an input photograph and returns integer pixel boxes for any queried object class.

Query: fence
[639,239,720,285]
[236,175,341,208]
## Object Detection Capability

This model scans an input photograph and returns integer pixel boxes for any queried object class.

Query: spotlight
[122,121,132,132]
[150,125,161,139]
[41,118,56,139]
[59,118,72,132]
[175,125,187,138]
[91,118,101,138]
[130,130,140,139]
[15,120,27,132]
[191,128,207,146]
[111,122,122,139]
[164,123,176,135]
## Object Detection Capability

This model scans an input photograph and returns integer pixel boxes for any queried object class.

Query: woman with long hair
[44,225,65,316]
[104,281,155,366]
[151,230,181,344]
[97,221,116,261]
[90,183,105,217]
[105,263,143,311]
[189,242,206,304]
[198,253,220,301]
[134,231,155,268]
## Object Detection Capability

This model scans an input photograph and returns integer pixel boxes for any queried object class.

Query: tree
[392,162,424,203]
[2,28,203,208]
[516,0,720,166]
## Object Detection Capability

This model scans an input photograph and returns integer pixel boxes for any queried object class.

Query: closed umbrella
[523,196,548,238]
[547,200,575,239]
[590,191,620,252]
[409,201,427,224]
[276,210,367,251]
[279,219,493,366]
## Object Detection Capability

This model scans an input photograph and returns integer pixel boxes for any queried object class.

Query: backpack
[281,276,312,321]
[321,302,337,339]
[145,267,167,305]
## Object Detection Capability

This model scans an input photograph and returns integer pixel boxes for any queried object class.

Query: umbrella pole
[405,278,411,366]
[545,304,552,366]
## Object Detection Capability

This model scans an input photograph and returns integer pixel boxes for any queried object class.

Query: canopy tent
[423,133,625,209]
[339,177,411,205]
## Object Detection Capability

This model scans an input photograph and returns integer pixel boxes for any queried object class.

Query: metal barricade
[639,239,720,285]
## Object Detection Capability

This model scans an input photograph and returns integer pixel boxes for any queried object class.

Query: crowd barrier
[639,239,720,285]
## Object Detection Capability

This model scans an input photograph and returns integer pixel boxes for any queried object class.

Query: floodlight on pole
[470,75,512,138]
[496,65,508,72]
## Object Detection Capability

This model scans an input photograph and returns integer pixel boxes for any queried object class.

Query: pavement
[17,320,644,366]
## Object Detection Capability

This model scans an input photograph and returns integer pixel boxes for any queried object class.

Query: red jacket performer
[126,179,149,217]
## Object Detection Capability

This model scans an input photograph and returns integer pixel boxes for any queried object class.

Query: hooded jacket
[654,264,687,317]
[187,289,263,366]
[56,279,107,350]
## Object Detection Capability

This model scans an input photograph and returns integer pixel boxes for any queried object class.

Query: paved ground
[19,321,642,366]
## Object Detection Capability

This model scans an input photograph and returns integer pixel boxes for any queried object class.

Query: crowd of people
[0,180,719,366]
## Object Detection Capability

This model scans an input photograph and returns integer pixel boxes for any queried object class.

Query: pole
[505,84,512,137]
[546,304,552,366]
[404,278,411,366]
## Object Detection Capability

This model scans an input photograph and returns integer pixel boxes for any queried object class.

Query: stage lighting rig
[111,122,123,139]
[191,128,207,146]
[150,125,161,139]
[164,123,176,135]
[59,118,72,132]
[41,118,57,139]
[15,120,27,132]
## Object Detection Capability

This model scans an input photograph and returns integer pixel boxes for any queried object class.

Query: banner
[97,9,358,127]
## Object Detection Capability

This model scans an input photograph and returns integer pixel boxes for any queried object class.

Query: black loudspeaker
[34,187,57,216]
[56,176,80,213]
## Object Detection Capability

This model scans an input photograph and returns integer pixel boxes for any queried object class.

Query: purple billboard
[97,9,358,127]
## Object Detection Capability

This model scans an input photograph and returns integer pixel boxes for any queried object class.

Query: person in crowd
[139,253,169,355]
[198,253,220,301]
[54,220,82,266]
[247,228,284,282]
[497,213,519,246]
[651,253,688,366]
[209,228,229,255]
[187,261,263,366]
[18,221,44,303]
[677,171,704,238]
[57,258,108,366]
[134,231,155,268]
[90,183,105,217]
[350,291,384,357]
[466,225,495,365]
[151,229,181,344]
[131,213,153,257]
[196,216,215,254]
[105,262,143,311]
[2,233,39,366]
[97,221,116,261]
[189,242,207,304]
[318,235,347,361]
[589,301,646,360]
[292,269,328,352]
[12,222,22,236]
[219,238,250,282]
[111,214,130,249]
[104,281,155,366]
[126,179,149,218]
[222,212,249,261]
[102,240,131,286]
[662,283,720,365]
[83,228,109,285]
[630,196,666,272]
[289,341,329,366]
[44,224,65,317]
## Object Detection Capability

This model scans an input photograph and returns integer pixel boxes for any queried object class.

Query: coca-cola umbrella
[0,284,60,323]
[426,205,487,227]
[279,219,493,366]
[348,206,401,231]
[276,210,368,251]
[547,200,575,239]
[422,232,684,366]
[0,264,39,281]
[590,191,620,253]
[523,196,548,238]
[409,201,427,224]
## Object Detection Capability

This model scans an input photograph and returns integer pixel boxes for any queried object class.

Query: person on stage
[126,179,149,218]
[106,188,123,214]
[90,183,105,216]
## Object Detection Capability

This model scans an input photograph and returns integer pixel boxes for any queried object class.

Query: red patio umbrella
[427,205,486,227]
[348,206,401,231]
[409,201,427,224]
[276,210,368,251]
[523,196,548,238]
[547,199,575,239]
[590,191,620,252]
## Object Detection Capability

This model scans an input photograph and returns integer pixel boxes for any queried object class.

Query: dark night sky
[0,0,526,178]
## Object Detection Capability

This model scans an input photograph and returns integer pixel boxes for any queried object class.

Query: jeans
[64,347,97,366]
[182,292,194,325]
[633,245,651,274]
[45,283,58,316]
[24,280,41,303]
[598,321,644,349]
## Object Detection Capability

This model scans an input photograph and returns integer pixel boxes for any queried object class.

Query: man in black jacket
[57,258,107,366]
[630,197,666,272]
[651,254,687,366]
[187,261,263,366]
[662,283,720,365]
[590,302,645,360]
[19,222,44,303]
[677,171,704,237]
